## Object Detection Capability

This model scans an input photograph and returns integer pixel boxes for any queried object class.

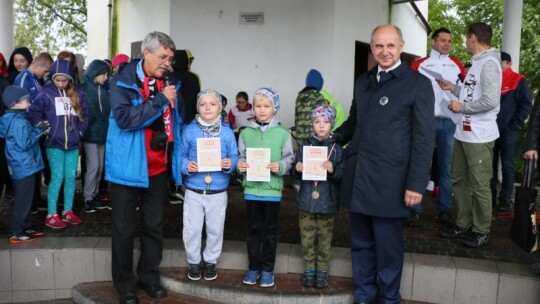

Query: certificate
[246,148,271,182]
[302,146,327,181]
[420,66,448,81]
[197,138,222,172]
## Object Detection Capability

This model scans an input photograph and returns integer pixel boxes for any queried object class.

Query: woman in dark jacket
[6,47,33,84]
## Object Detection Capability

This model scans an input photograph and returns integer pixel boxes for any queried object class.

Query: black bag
[149,116,168,151]
[150,131,168,151]
[509,159,538,252]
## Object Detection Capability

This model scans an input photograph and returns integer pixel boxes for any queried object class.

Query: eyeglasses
[152,52,174,65]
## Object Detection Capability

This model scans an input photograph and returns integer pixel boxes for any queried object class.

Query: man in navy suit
[334,24,435,303]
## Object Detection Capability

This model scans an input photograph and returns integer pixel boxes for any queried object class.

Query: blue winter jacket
[27,60,89,150]
[181,119,238,191]
[105,59,183,188]
[0,110,45,180]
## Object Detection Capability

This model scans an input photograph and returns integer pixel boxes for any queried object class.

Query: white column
[502,0,523,71]
[87,0,112,61]
[0,0,14,57]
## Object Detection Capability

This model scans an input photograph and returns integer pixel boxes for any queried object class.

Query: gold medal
[311,190,320,200]
[205,175,212,184]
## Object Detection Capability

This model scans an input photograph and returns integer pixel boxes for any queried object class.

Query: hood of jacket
[7,47,33,73]
[49,59,76,82]
[172,50,189,72]
[473,48,501,63]
[84,60,110,84]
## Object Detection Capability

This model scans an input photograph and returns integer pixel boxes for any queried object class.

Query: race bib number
[55,97,76,116]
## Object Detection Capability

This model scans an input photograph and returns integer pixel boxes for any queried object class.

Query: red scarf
[501,68,524,95]
[139,75,173,176]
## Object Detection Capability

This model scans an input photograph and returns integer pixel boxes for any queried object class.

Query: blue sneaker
[259,271,274,287]
[243,270,259,285]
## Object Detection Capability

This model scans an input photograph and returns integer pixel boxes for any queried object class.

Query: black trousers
[245,200,281,272]
[111,172,167,293]
[11,173,36,235]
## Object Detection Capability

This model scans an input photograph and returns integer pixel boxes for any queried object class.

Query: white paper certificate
[246,148,271,182]
[302,146,327,181]
[196,138,222,172]
[420,66,447,81]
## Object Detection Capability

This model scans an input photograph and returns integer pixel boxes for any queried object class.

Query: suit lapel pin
[379,96,389,106]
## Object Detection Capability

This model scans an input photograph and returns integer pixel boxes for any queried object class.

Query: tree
[13,0,87,56]
[428,0,540,94]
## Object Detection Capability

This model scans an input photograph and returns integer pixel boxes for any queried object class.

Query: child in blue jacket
[0,86,49,243]
[181,89,238,281]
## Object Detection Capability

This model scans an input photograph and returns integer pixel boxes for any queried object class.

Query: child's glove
[36,121,50,130]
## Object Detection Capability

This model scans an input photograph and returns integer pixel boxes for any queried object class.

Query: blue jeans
[414,118,455,214]
[490,129,518,203]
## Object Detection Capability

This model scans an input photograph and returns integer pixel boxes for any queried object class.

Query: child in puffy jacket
[0,86,48,243]
[291,105,344,288]
[181,89,238,281]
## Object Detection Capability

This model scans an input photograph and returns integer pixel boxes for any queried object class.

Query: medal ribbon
[313,143,336,189]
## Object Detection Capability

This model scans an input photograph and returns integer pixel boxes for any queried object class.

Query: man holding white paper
[410,27,466,227]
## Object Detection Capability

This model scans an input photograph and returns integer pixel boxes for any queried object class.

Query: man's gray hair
[141,31,176,54]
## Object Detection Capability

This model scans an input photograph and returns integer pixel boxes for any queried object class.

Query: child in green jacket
[237,87,295,288]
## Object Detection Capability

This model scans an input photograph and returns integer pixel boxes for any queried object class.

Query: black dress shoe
[119,291,138,304]
[138,283,167,299]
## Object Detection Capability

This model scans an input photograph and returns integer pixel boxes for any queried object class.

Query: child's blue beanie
[2,86,29,108]
[305,69,323,90]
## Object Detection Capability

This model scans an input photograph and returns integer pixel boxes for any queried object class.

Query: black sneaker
[462,232,490,247]
[92,199,107,210]
[188,263,202,280]
[440,225,469,239]
[496,199,512,212]
[438,212,455,227]
[203,263,217,280]
[407,212,420,227]
[83,200,97,213]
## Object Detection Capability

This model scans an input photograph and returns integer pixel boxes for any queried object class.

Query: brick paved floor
[68,269,431,304]
[1,181,539,266]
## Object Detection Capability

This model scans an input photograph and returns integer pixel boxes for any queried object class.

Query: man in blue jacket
[334,24,434,303]
[490,51,532,212]
[105,31,183,304]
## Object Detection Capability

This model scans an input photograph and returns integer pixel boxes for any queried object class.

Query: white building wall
[391,1,429,57]
[115,0,171,56]
[330,0,389,113]
[87,0,111,61]
[107,0,421,127]
[169,0,336,127]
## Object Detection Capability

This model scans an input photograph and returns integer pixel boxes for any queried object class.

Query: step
[159,267,354,304]
[72,281,222,304]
